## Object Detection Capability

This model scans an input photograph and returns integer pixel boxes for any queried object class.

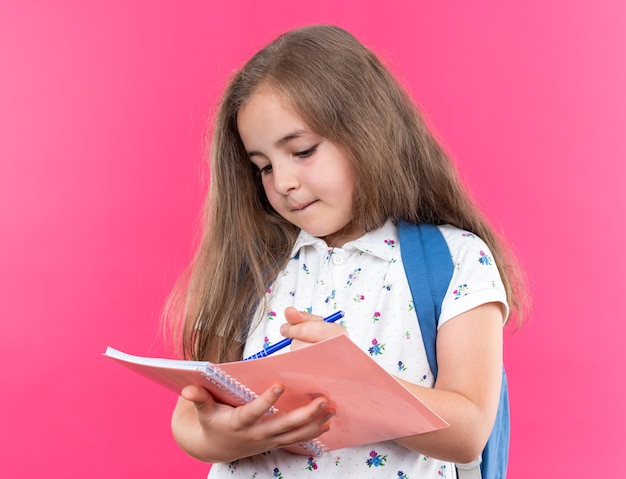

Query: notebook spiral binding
[210,365,328,457]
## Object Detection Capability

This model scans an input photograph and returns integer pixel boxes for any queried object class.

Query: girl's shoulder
[436,223,479,239]
[436,224,492,257]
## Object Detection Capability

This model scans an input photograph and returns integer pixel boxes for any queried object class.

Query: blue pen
[244,310,345,360]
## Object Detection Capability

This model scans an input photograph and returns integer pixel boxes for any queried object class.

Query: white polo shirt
[209,220,507,479]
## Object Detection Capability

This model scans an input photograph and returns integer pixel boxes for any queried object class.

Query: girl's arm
[393,302,504,463]
[170,343,335,463]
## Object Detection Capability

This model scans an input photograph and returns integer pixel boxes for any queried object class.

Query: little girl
[168,24,527,478]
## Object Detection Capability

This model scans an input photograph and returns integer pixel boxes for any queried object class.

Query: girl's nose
[272,162,299,195]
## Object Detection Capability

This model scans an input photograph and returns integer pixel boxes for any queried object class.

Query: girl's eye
[260,164,273,174]
[295,145,317,158]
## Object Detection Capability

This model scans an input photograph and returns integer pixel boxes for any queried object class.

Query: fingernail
[279,324,287,335]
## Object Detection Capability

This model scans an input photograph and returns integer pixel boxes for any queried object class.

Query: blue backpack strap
[398,221,453,377]
[481,371,510,479]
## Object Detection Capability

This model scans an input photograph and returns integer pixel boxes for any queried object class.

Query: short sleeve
[437,225,509,328]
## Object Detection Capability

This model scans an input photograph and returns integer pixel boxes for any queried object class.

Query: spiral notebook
[103,335,448,455]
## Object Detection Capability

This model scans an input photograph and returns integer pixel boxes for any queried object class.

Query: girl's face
[237,89,361,247]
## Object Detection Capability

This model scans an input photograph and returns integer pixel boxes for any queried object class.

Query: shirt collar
[290,220,399,262]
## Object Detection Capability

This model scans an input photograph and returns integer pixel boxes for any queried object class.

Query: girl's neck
[321,223,365,248]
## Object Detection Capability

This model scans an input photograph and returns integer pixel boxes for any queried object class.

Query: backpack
[398,221,510,479]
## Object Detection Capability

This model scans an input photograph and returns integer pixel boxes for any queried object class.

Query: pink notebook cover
[104,335,448,454]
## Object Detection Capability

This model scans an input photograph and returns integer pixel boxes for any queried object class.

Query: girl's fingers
[282,307,347,344]
[271,400,335,446]
[180,385,214,408]
[234,384,285,427]
[236,385,334,439]
[282,320,347,344]
[268,396,335,437]
[283,307,319,325]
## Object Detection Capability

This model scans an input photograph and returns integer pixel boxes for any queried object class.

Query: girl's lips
[291,200,317,211]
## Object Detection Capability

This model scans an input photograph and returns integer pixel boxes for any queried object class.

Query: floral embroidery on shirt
[366,450,388,467]
[373,311,381,322]
[397,471,409,479]
[398,360,407,371]
[346,268,362,286]
[478,250,493,266]
[302,264,311,274]
[306,457,318,471]
[438,464,448,477]
[353,294,365,302]
[263,336,271,349]
[404,330,411,339]
[267,311,277,320]
[408,300,415,312]
[383,283,392,291]
[453,284,469,299]
[325,289,336,304]
[462,232,476,239]
[419,374,427,383]
[273,467,284,478]
[368,338,385,355]
[384,239,396,248]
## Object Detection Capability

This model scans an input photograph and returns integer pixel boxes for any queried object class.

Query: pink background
[1,1,624,477]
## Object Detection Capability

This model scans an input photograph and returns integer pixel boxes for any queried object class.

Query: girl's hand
[172,383,335,463]
[281,307,348,350]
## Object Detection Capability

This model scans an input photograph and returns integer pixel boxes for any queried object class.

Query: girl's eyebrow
[274,129,309,148]
[247,129,310,157]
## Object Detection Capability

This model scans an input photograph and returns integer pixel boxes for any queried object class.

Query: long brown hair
[166,25,528,362]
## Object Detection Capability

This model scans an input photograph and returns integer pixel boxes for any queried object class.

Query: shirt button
[332,254,344,265]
